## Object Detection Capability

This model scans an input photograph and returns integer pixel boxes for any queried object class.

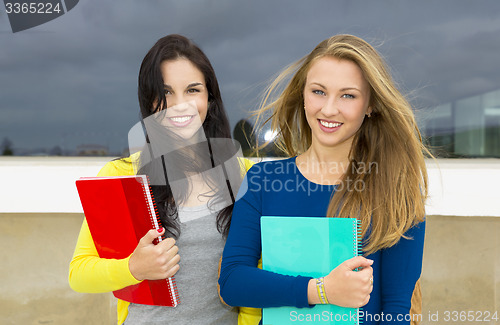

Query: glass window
[422,89,500,158]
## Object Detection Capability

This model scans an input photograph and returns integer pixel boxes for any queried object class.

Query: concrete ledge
[425,159,500,217]
[1,157,499,216]
[0,156,110,213]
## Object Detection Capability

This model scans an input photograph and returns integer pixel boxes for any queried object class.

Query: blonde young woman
[219,34,428,325]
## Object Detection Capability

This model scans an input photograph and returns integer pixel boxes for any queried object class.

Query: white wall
[0,157,109,213]
[425,159,500,217]
[1,157,499,216]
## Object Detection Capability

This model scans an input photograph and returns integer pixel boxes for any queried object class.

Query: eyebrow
[309,82,361,92]
[163,82,204,89]
[310,82,326,89]
[340,87,361,92]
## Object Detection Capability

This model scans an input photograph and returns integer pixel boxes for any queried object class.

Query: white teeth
[170,116,192,123]
[320,120,342,128]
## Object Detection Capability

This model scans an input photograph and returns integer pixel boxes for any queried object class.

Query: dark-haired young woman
[69,34,252,325]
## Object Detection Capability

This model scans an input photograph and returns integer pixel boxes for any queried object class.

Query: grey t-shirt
[125,204,238,325]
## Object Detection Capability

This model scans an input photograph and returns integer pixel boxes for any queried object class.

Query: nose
[167,98,197,117]
[321,97,339,116]
[167,93,187,109]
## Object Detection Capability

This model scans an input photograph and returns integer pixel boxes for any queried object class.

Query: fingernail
[157,227,164,233]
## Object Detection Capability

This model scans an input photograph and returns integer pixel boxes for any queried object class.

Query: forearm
[307,279,321,305]
[219,262,311,308]
[68,220,141,293]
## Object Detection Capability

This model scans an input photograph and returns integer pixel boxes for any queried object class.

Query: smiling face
[157,58,209,139]
[303,56,372,152]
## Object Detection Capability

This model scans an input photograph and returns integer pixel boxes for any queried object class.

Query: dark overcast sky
[1,0,500,153]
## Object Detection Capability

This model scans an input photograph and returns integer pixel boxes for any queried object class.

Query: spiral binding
[356,218,363,325]
[168,277,180,306]
[356,219,362,257]
[138,176,162,239]
[140,175,180,306]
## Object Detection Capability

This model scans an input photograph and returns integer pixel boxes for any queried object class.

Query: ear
[366,106,372,117]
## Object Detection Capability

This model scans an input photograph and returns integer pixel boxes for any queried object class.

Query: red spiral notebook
[75,175,180,307]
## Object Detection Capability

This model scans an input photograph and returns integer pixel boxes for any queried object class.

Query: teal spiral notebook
[261,217,361,325]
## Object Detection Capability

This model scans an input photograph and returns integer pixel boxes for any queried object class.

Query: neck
[295,139,353,186]
[304,138,352,166]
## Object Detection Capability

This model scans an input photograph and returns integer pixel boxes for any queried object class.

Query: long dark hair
[136,34,235,238]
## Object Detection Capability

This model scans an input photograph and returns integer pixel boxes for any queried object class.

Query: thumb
[341,256,374,271]
[139,227,164,246]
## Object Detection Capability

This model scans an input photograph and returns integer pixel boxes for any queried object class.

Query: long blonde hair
[255,34,430,254]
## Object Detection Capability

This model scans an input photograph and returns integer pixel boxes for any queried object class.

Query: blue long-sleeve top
[219,157,425,325]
